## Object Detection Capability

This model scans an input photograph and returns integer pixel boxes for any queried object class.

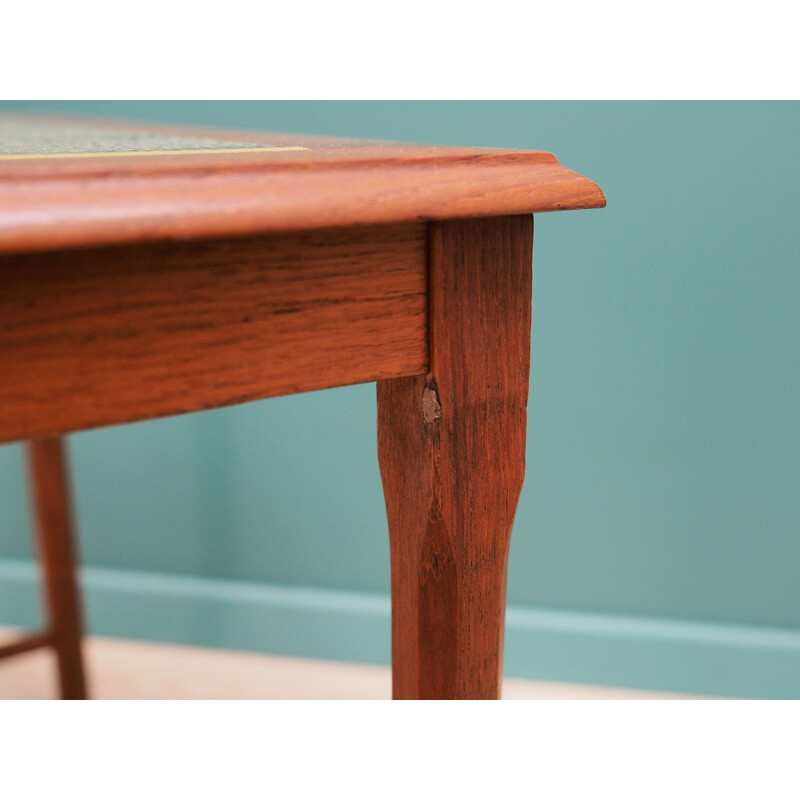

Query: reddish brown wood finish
[26,437,88,700]
[0,631,53,659]
[0,114,605,700]
[0,224,427,443]
[377,215,533,699]
[0,113,605,254]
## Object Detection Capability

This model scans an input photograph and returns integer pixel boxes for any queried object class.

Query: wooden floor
[0,627,694,700]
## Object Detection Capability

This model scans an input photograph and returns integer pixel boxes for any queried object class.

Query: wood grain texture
[26,437,88,699]
[0,112,605,254]
[0,224,427,443]
[377,215,532,700]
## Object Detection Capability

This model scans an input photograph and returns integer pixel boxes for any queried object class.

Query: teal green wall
[1,102,799,696]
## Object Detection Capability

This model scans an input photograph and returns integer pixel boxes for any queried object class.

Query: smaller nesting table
[0,112,604,699]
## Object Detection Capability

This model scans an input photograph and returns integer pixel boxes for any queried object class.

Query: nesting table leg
[26,437,88,700]
[378,216,533,699]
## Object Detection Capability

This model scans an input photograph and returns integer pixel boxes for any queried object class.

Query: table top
[0,112,605,254]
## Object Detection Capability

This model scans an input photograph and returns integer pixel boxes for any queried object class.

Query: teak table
[0,112,604,700]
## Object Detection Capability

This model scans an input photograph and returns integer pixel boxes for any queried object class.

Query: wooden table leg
[378,215,533,699]
[26,437,88,700]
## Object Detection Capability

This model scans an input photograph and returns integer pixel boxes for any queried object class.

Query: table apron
[0,223,429,443]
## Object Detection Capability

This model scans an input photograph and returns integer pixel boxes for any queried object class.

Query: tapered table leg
[26,437,88,700]
[378,215,533,699]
